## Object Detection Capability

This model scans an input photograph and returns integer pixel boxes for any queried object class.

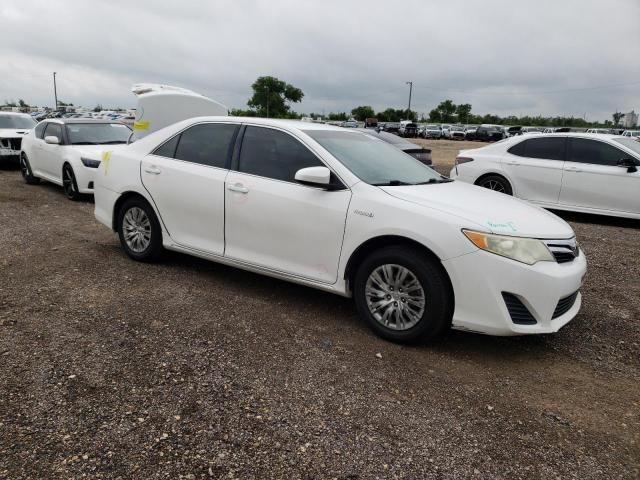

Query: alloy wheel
[365,264,426,331]
[122,207,152,253]
[62,166,76,197]
[483,179,505,193]
[20,156,29,179]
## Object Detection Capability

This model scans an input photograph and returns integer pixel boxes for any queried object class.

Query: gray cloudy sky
[1,0,639,121]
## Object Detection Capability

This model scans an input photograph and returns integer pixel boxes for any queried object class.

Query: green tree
[428,108,441,122]
[93,104,103,112]
[327,112,348,121]
[351,105,375,121]
[455,103,472,124]
[247,76,303,118]
[435,99,457,123]
[612,111,624,126]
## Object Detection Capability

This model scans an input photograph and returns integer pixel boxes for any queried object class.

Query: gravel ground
[0,152,639,479]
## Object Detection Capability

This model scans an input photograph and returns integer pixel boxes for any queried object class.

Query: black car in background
[475,125,505,142]
[399,122,418,138]
[378,122,400,134]
[356,129,432,165]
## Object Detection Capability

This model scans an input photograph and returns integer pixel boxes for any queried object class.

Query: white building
[621,110,638,128]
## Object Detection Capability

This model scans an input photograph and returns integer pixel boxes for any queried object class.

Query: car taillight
[455,156,474,166]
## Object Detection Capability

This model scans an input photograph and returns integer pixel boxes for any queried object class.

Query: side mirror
[617,158,640,173]
[295,166,343,190]
[44,136,60,145]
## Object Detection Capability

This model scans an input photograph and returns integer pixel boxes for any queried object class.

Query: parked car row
[10,95,589,344]
[451,132,640,219]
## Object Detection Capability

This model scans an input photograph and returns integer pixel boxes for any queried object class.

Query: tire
[62,164,80,200]
[20,154,40,185]
[475,174,513,195]
[116,197,163,262]
[353,246,453,344]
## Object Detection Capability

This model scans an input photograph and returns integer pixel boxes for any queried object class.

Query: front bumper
[443,248,587,336]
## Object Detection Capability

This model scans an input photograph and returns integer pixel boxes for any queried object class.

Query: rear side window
[508,137,565,160]
[153,123,238,168]
[238,126,323,182]
[34,122,46,139]
[43,123,63,142]
[568,138,628,166]
[153,135,179,158]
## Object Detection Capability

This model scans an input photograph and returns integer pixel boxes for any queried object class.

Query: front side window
[238,126,323,182]
[34,122,47,139]
[66,123,131,145]
[170,123,238,168]
[306,130,442,185]
[43,123,63,142]
[568,138,628,166]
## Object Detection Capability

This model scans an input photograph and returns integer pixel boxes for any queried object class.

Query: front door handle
[144,165,162,175]
[227,183,249,194]
[505,160,520,166]
[565,166,582,173]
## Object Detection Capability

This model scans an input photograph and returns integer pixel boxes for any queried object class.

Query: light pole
[406,81,413,117]
[53,72,58,110]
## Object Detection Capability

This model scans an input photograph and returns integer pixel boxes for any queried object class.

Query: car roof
[46,118,126,125]
[513,132,625,140]
[182,116,349,132]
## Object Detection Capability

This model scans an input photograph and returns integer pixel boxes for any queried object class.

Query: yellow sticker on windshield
[102,151,112,175]
[133,120,150,130]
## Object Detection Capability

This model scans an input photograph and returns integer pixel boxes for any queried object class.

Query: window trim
[149,121,240,171]
[232,124,348,190]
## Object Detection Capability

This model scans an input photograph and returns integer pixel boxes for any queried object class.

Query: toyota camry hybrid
[93,118,586,343]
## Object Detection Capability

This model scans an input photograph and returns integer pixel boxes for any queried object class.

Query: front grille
[544,238,579,264]
[552,291,579,319]
[0,138,22,150]
[502,292,537,325]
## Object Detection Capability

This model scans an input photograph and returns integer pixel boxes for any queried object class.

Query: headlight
[81,157,101,168]
[462,229,554,265]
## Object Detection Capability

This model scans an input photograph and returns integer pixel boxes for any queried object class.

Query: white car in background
[0,112,37,165]
[451,133,640,219]
[622,130,640,139]
[19,119,131,199]
[92,117,586,343]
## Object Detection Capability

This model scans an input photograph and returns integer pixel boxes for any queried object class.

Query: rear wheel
[353,246,453,343]
[62,164,80,200]
[476,174,513,195]
[117,197,163,262]
[20,154,40,185]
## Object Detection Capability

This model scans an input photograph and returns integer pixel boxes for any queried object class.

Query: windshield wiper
[414,177,454,185]
[71,141,99,145]
[371,180,414,186]
[100,140,127,144]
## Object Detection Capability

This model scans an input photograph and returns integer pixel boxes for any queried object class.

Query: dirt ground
[0,149,639,479]
[410,138,481,173]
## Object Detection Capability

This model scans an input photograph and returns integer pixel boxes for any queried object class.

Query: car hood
[381,181,574,239]
[0,128,31,138]
[70,144,128,158]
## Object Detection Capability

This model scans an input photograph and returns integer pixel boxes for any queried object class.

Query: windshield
[305,130,443,185]
[613,137,640,156]
[66,123,132,145]
[427,125,439,129]
[451,126,464,131]
[0,115,37,129]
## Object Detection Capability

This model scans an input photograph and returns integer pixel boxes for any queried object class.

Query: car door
[559,137,640,214]
[501,136,566,204]
[140,122,239,255]
[38,122,65,180]
[224,125,352,284]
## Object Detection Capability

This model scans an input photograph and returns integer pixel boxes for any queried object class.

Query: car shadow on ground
[159,249,569,363]
[551,209,640,229]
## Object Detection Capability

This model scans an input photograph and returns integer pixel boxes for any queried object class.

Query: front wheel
[117,197,163,262]
[62,164,80,200]
[353,246,453,343]
[20,154,40,185]
[476,175,513,195]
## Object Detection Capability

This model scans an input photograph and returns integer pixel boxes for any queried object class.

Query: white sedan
[20,119,131,200]
[451,133,640,219]
[93,118,586,342]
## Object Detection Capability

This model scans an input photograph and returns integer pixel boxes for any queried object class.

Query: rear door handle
[565,166,582,173]
[505,160,520,165]
[227,183,249,194]
[144,166,162,175]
